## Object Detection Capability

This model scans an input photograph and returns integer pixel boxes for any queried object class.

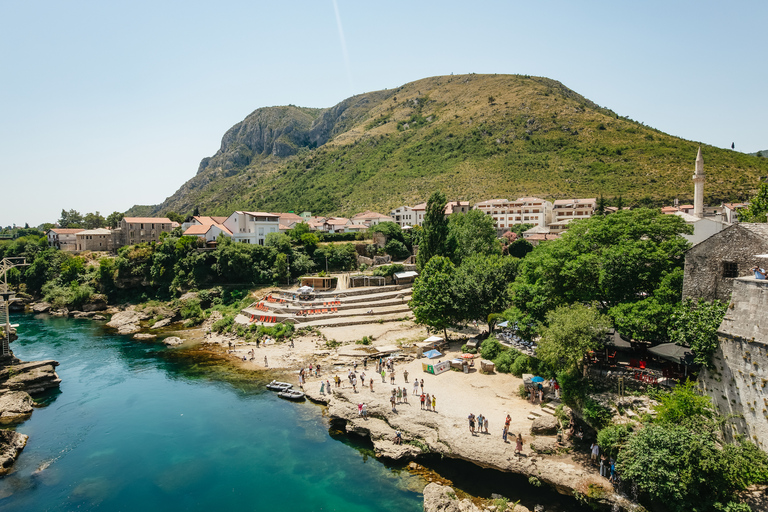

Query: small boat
[266,380,293,391]
[278,389,305,401]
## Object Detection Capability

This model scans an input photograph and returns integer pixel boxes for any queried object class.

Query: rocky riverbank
[0,352,61,475]
[301,364,641,512]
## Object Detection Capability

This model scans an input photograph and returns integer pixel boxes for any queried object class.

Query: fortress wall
[699,277,768,449]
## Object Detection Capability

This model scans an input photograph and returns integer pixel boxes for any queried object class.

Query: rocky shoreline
[301,382,641,511]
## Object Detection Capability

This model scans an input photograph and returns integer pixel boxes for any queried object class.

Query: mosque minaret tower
[693,146,705,219]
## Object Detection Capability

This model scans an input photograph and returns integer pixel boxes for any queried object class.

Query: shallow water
[1,314,425,511]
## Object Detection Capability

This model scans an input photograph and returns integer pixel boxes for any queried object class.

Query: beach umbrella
[497,321,509,328]
[424,349,442,359]
[531,376,545,383]
[461,354,474,359]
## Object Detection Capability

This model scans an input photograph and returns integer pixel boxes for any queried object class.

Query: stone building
[75,228,114,252]
[112,217,174,248]
[682,223,768,302]
[46,228,84,251]
[699,276,768,449]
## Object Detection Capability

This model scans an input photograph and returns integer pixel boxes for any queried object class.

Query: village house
[551,198,596,224]
[474,197,553,230]
[351,210,392,227]
[390,205,416,227]
[222,211,280,245]
[46,228,84,251]
[390,200,469,227]
[722,202,749,223]
[682,223,768,302]
[275,212,305,233]
[75,228,113,252]
[182,216,232,244]
[112,217,174,248]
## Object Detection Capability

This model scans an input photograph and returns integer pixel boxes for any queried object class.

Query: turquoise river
[1,313,586,512]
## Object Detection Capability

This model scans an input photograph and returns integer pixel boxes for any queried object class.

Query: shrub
[597,424,633,459]
[494,350,517,373]
[384,240,410,260]
[180,298,205,325]
[212,314,234,333]
[480,336,504,360]
[582,398,612,430]
[372,263,405,278]
[510,353,531,377]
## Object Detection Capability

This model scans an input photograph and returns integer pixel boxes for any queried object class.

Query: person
[402,387,408,404]
[502,425,508,442]
[352,376,357,393]
[554,380,560,399]
[477,414,484,434]
[413,380,419,395]
[390,370,396,385]
[576,427,584,440]
[394,430,402,445]
[264,356,268,367]
[381,369,386,383]
[362,403,367,418]
[370,378,374,392]
[600,454,608,477]
[354,361,358,371]
[290,338,294,348]
[420,393,426,409]
[505,414,511,430]
[420,379,425,393]
[335,374,341,388]
[424,393,430,411]
[590,442,599,462]
[396,387,402,403]
[468,413,476,434]
[431,395,436,413]
[326,379,331,394]
[360,372,366,386]
[390,393,397,412]
[753,266,767,280]
[320,381,325,395]
[403,369,408,383]
[609,458,617,483]
[484,416,488,433]
[515,433,523,454]
[358,403,363,416]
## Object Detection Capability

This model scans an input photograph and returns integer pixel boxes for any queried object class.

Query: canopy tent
[296,286,314,294]
[424,336,444,343]
[604,329,632,350]
[497,320,509,328]
[424,349,442,359]
[648,343,694,363]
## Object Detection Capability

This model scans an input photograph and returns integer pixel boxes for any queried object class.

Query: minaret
[693,146,705,219]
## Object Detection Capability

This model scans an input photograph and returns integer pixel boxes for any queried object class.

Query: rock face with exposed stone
[0,391,35,424]
[163,336,184,346]
[0,429,28,475]
[106,309,148,335]
[530,415,558,436]
[423,483,481,512]
[0,360,61,395]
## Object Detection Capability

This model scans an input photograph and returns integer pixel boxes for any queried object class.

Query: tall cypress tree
[417,191,448,270]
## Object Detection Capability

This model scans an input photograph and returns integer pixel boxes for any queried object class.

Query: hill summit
[128,74,768,217]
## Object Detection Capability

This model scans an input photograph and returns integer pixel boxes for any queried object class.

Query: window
[723,261,738,278]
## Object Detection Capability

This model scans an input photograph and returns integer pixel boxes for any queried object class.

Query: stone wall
[699,276,768,449]
[683,223,768,302]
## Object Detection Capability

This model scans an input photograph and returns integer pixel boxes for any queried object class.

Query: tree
[668,298,728,367]
[416,191,449,270]
[58,209,83,228]
[737,181,768,223]
[164,211,186,224]
[289,222,311,242]
[369,221,405,245]
[410,256,458,339]
[505,238,533,258]
[536,303,610,373]
[265,232,292,254]
[384,239,409,260]
[300,233,319,255]
[452,254,518,331]
[447,209,501,264]
[511,209,692,325]
[83,211,106,229]
[106,211,124,228]
[596,194,606,215]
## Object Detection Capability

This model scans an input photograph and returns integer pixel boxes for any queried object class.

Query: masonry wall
[699,277,768,449]
[682,225,768,302]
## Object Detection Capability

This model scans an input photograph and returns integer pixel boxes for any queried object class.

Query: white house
[474,197,553,229]
[551,198,596,224]
[390,205,416,227]
[46,228,84,251]
[223,211,280,245]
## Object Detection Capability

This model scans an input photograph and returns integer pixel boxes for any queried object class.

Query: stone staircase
[526,399,561,421]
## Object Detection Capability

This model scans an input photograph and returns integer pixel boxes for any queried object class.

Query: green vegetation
[127,74,768,220]
[737,181,768,222]
[536,304,611,373]
[668,298,728,367]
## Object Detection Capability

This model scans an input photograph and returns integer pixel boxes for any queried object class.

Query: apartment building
[474,197,553,229]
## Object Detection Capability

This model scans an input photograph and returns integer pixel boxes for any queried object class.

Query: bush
[510,353,531,377]
[597,424,633,459]
[180,298,205,325]
[461,344,477,354]
[480,336,504,360]
[212,314,234,333]
[494,350,517,373]
[384,239,410,260]
[372,263,405,278]
[582,398,612,430]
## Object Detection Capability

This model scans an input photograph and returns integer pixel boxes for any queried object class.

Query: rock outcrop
[0,391,35,424]
[423,483,481,512]
[163,336,184,346]
[0,429,28,475]
[0,360,61,395]
[106,309,148,335]
[530,415,558,436]
[308,386,640,511]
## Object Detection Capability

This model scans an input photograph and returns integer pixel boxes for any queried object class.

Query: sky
[2,0,766,227]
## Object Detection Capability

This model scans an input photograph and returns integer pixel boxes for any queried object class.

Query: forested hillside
[129,74,768,218]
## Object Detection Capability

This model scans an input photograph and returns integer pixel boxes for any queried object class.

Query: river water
[1,313,588,512]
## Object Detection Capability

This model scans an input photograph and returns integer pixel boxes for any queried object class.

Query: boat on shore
[278,389,306,401]
[266,380,293,391]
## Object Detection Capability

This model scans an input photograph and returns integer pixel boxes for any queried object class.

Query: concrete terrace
[236,284,414,328]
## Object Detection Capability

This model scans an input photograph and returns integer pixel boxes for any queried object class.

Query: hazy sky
[2,1,766,227]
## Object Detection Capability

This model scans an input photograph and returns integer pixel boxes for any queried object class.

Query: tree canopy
[536,303,610,373]
[416,191,449,270]
[737,181,768,222]
[410,256,458,338]
[447,209,501,264]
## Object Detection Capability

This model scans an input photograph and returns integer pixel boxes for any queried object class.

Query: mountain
[128,74,768,218]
